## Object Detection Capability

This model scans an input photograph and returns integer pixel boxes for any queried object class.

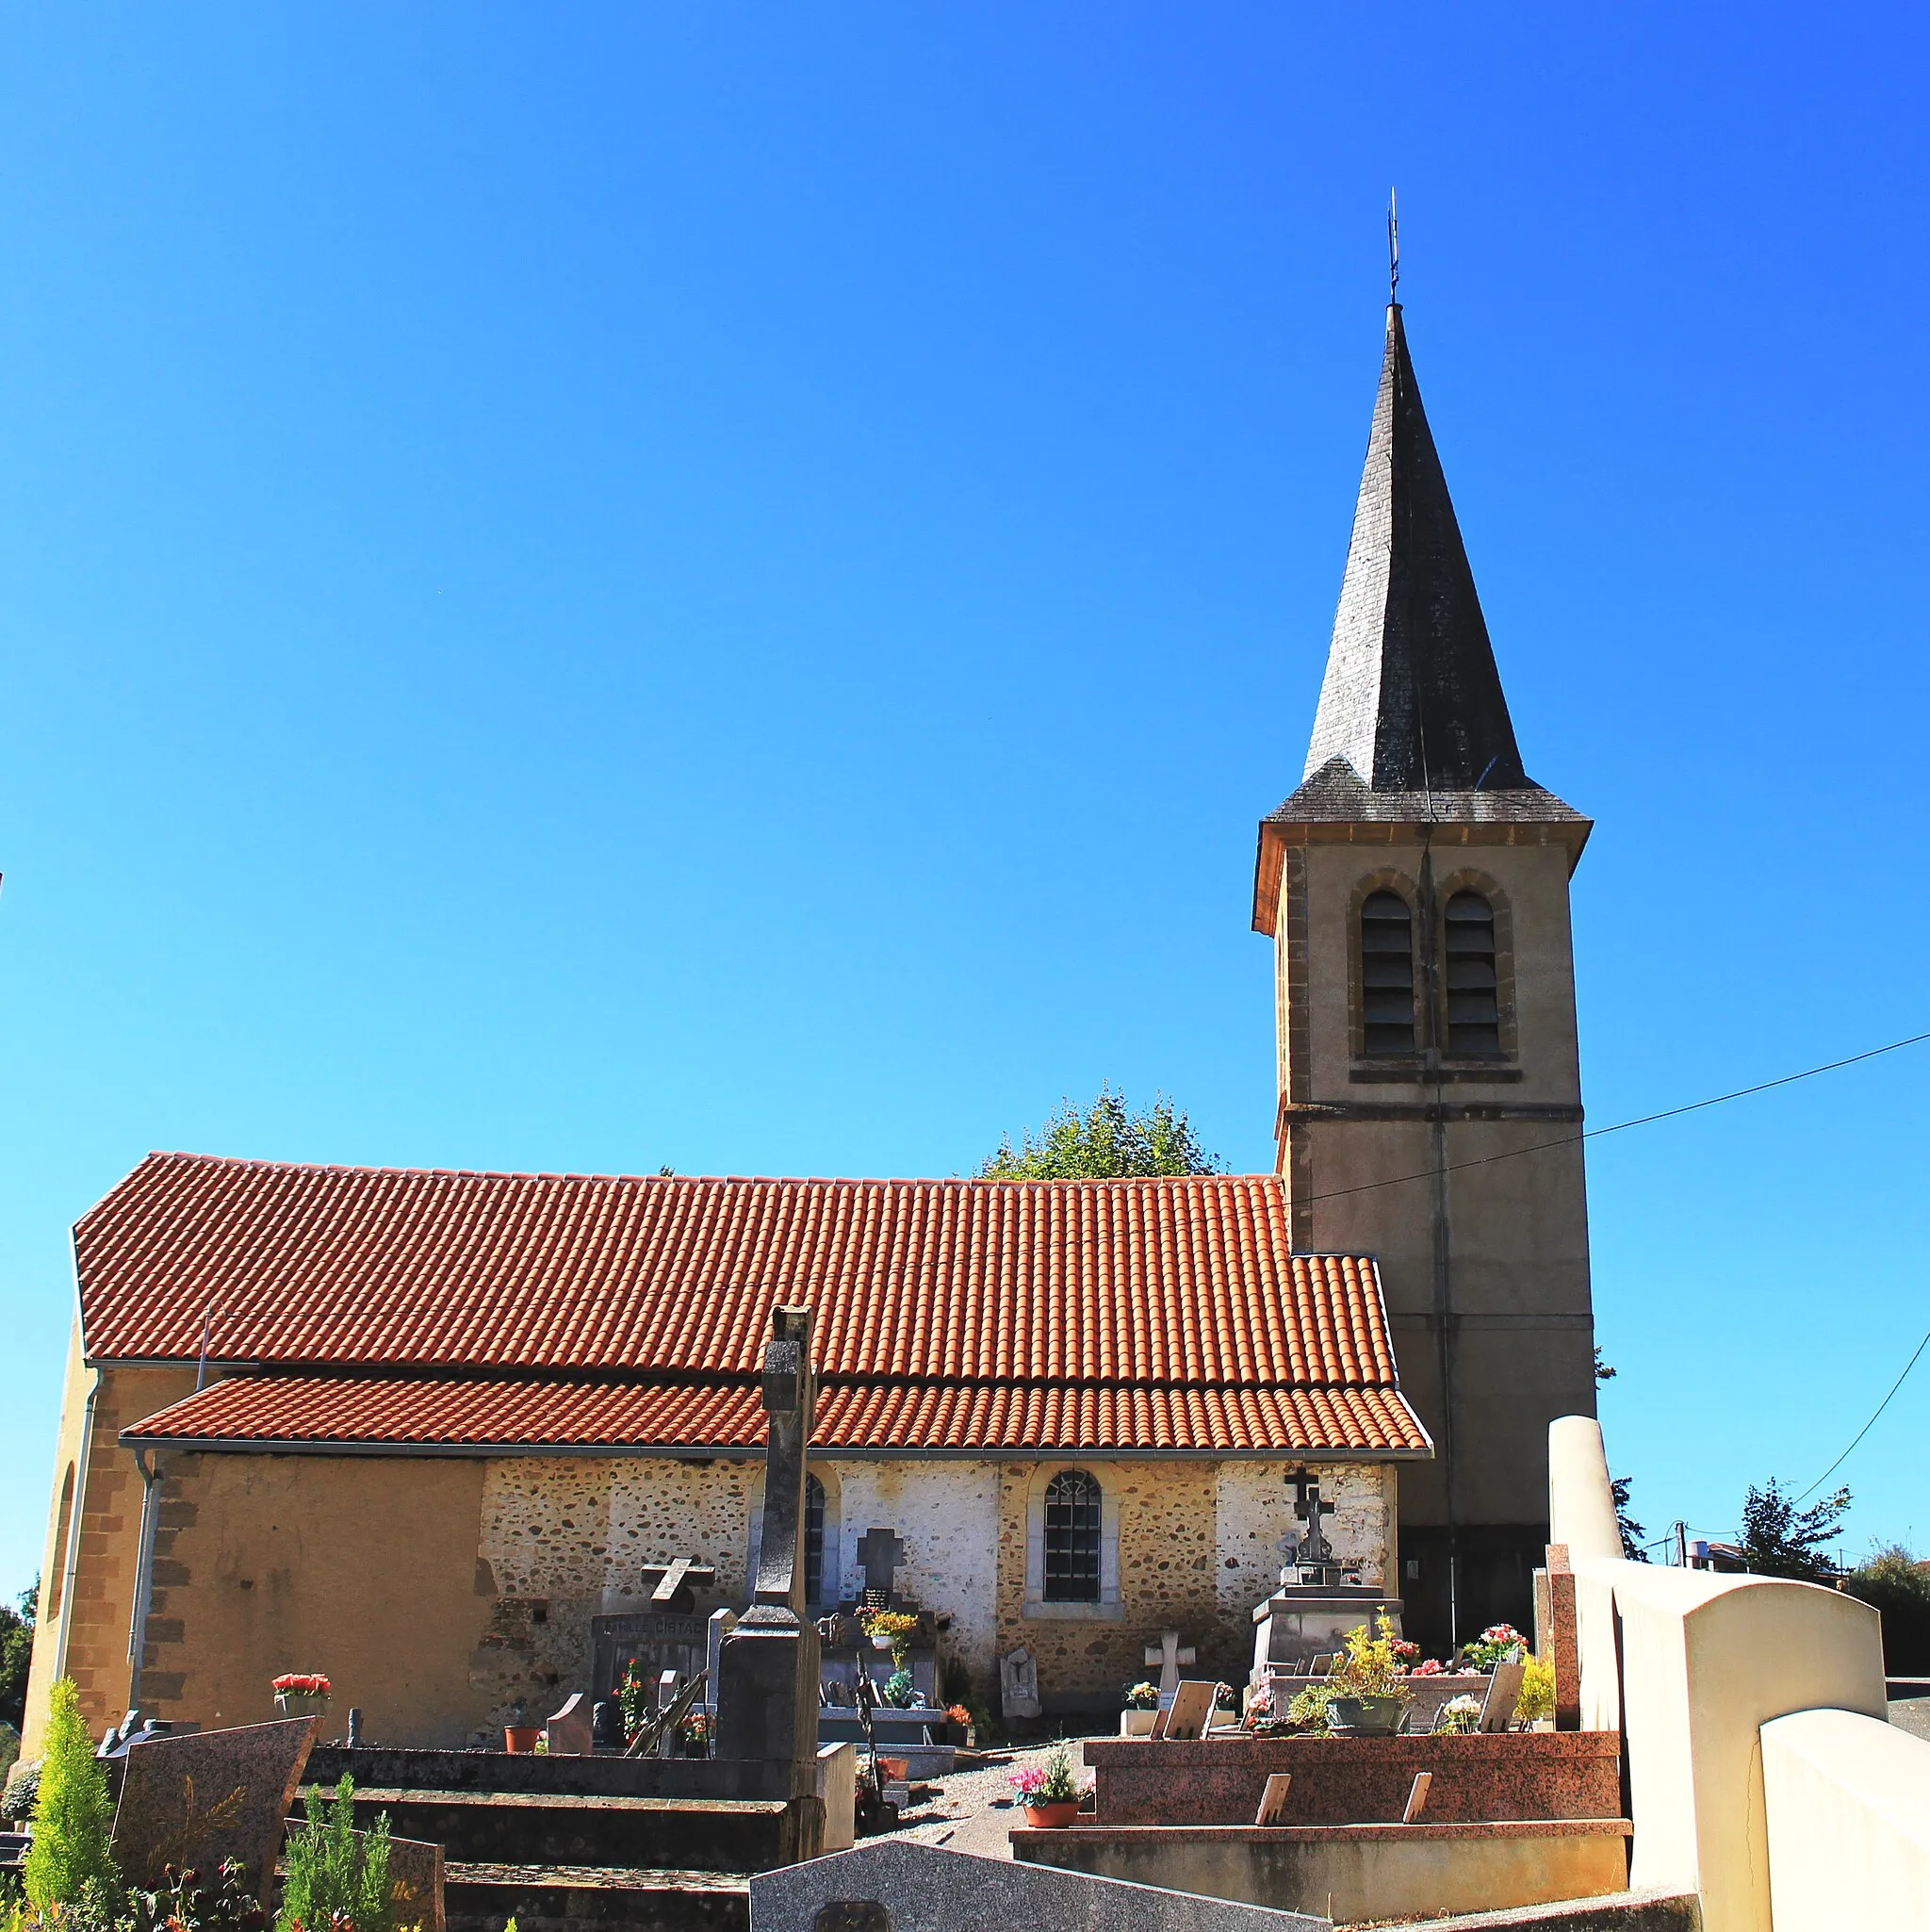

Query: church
[23,299,1596,1751]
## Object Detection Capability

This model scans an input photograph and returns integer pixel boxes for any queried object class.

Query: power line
[1296,1029,1930,1209]
[1793,1326,1930,1502]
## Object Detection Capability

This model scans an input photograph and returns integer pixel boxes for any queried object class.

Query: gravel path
[884,1735,1106,1860]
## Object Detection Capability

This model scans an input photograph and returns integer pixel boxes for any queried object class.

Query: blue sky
[2,4,1926,1591]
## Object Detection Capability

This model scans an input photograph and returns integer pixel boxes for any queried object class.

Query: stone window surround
[1346,865,1518,1065]
[747,1459,842,1607]
[1022,1460,1123,1623]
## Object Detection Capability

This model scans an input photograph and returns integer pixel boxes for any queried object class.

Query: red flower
[272,1673,331,1698]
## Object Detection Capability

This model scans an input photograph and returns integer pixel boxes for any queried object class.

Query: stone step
[320,1787,789,1873]
[445,1860,748,1932]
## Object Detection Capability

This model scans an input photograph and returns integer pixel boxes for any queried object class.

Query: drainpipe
[126,1446,164,1710]
[50,1365,102,1684]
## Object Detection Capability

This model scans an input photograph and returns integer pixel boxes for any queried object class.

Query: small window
[1444,892,1500,1055]
[1360,891,1416,1055]
[805,1474,826,1607]
[1043,1469,1102,1602]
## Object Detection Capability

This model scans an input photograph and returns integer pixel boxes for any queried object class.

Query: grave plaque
[999,1647,1039,1721]
[384,1835,446,1932]
[110,1717,315,1901]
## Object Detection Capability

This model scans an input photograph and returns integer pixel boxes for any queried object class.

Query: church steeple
[1302,304,1529,794]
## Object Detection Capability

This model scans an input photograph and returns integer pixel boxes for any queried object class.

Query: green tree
[0,1578,36,1729]
[23,1678,120,1913]
[978,1088,1220,1180]
[1740,1479,1851,1582]
[1611,1476,1650,1563]
[1844,1545,1930,1675]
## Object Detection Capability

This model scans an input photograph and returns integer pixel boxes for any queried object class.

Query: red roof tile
[123,1373,1431,1455]
[86,1153,1428,1458]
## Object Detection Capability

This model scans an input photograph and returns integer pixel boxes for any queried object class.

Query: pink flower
[1007,1767,1047,1797]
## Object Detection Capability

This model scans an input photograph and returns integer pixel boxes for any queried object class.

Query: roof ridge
[134,1152,1281,1191]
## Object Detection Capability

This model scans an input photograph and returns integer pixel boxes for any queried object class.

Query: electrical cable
[1294,1028,1930,1209]
[1792,1326,1930,1502]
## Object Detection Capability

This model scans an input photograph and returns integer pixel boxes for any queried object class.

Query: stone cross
[714,1304,823,1790]
[643,1556,718,1611]
[855,1528,906,1602]
[1143,1630,1196,1708]
[1285,1475,1335,1568]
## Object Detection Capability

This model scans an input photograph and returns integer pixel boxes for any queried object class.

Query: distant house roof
[86,1152,1430,1459]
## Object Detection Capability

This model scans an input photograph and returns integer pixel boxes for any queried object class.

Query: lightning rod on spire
[1387,188,1399,304]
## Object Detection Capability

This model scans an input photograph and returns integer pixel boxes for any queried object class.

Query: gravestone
[384,1836,446,1932]
[855,1529,906,1604]
[999,1647,1039,1721]
[705,1606,739,1714]
[1153,1679,1216,1741]
[714,1305,823,1791]
[110,1716,316,1901]
[1281,1475,1337,1582]
[747,1840,1330,1932]
[1143,1631,1195,1711]
[1480,1659,1527,1732]
[1534,1543,1581,1730]
[545,1693,592,1757]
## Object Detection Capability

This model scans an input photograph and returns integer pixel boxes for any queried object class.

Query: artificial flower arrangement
[858,1608,921,1666]
[881,1669,919,1709]
[1433,1693,1483,1735]
[1407,1657,1449,1678]
[1459,1623,1529,1673]
[271,1673,331,1701]
[1122,1680,1160,1711]
[944,1703,973,1728]
[677,1708,713,1755]
[615,1659,652,1734]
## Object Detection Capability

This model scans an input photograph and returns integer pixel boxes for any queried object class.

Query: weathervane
[1387,188,1399,304]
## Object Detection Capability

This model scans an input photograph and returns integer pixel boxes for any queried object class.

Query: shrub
[1284,1682,1335,1732]
[22,1680,120,1915]
[3,1758,41,1825]
[1844,1546,1930,1675]
[1516,1653,1557,1724]
[277,1776,392,1932]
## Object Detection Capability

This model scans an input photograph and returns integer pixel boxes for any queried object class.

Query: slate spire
[1302,305,1529,793]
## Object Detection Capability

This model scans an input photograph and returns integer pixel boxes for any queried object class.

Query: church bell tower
[1252,303,1597,1651]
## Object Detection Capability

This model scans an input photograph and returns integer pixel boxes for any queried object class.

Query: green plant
[1121,1681,1159,1711]
[1284,1682,1335,1733]
[1740,1480,1851,1582]
[1328,1613,1412,1703]
[614,1661,651,1736]
[277,1776,392,1932]
[1845,1545,1930,1674]
[880,1670,917,1710]
[23,1680,121,1915]
[123,1861,265,1932]
[1033,1744,1081,1805]
[977,1088,1220,1179]
[4,1758,41,1826]
[1515,1654,1557,1725]
[0,1583,34,1734]
[857,1610,920,1668]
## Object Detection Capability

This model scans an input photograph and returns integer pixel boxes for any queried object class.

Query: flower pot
[1022,1800,1080,1829]
[869,1634,894,1651]
[275,1694,328,1719]
[1328,1695,1408,1737]
[503,1726,543,1753]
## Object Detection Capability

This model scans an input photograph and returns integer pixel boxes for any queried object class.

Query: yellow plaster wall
[24,1362,198,1751]
[137,1451,496,1747]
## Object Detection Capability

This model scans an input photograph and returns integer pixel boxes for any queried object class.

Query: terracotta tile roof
[89,1153,1429,1458]
[122,1374,1430,1455]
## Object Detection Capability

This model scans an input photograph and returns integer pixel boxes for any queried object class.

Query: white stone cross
[1144,1629,1196,1709]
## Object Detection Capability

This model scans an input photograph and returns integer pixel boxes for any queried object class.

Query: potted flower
[1120,1680,1160,1737]
[943,1703,973,1746]
[1432,1693,1482,1735]
[272,1673,331,1718]
[1010,1743,1085,1828]
[1459,1623,1529,1673]
[615,1660,651,1744]
[1325,1611,1414,1737]
[858,1609,920,1667]
[1515,1654,1557,1729]
[881,1669,919,1710]
[677,1709,713,1758]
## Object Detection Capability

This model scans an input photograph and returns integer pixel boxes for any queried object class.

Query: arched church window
[805,1474,826,1606]
[1360,891,1416,1054]
[1444,892,1500,1055]
[1043,1469,1102,1602]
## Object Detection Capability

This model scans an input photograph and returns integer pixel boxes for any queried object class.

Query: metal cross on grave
[1284,1475,1335,1571]
[855,1528,906,1604]
[1143,1629,1196,1708]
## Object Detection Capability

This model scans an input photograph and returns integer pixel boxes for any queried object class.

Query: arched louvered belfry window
[1360,890,1416,1055]
[1444,891,1500,1055]
[1043,1469,1102,1602]
[805,1473,826,1606]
